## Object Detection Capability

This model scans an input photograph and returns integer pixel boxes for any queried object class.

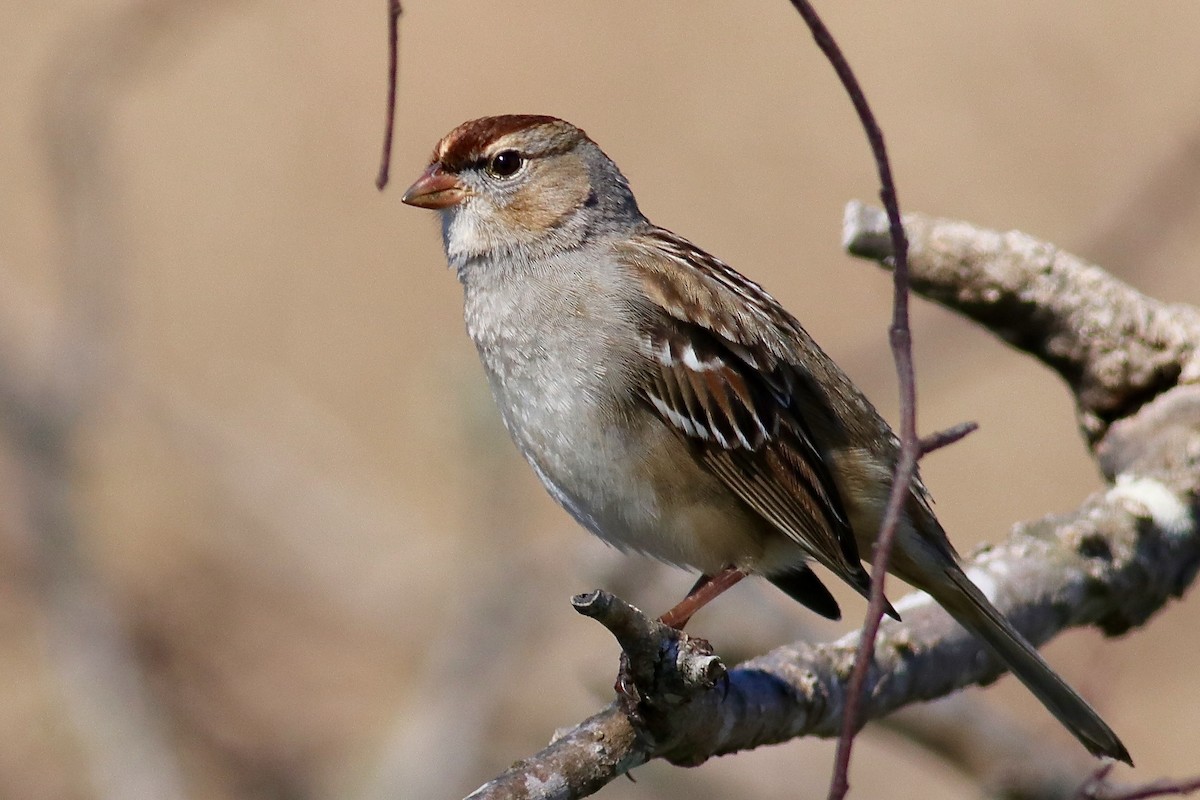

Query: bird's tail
[924,565,1131,764]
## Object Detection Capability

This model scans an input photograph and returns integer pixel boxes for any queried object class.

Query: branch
[843,202,1200,445]
[468,447,1198,799]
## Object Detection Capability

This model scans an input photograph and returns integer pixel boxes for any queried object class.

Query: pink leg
[658,566,746,629]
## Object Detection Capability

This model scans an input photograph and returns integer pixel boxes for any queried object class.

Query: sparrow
[401,114,1130,763]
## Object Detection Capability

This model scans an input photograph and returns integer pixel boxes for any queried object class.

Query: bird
[400,114,1130,764]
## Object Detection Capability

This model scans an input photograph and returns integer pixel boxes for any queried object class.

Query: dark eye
[486,150,524,179]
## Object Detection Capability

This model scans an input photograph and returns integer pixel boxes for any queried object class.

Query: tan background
[2,2,1198,798]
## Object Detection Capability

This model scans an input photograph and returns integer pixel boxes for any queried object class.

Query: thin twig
[1075,763,1200,800]
[374,0,402,190]
[919,421,978,456]
[783,4,918,798]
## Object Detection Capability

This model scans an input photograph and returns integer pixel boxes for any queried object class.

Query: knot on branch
[572,591,726,738]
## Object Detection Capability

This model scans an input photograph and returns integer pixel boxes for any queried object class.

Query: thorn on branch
[920,421,979,456]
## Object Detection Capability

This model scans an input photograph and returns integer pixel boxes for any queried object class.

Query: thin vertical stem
[783,4,917,798]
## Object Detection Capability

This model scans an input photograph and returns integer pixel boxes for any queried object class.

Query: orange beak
[401,164,467,209]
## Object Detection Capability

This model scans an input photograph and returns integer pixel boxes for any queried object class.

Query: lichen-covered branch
[842,201,1200,443]
[462,210,1200,800]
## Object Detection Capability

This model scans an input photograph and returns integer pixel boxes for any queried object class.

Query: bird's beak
[401,164,466,209]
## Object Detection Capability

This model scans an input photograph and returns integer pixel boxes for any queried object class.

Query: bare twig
[1075,764,1200,800]
[919,421,979,456]
[375,0,403,190]
[782,4,923,797]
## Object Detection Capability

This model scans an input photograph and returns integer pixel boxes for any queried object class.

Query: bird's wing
[617,227,875,596]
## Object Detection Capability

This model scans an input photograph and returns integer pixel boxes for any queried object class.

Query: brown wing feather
[614,227,931,620]
[623,233,864,579]
[639,316,870,595]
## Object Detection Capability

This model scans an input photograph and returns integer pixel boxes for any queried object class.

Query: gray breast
[460,262,653,542]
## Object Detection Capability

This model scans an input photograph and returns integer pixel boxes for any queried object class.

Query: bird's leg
[658,565,746,629]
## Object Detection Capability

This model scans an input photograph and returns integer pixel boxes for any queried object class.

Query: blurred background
[2,2,1198,798]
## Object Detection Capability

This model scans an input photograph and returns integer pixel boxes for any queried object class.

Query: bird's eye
[486,150,525,179]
